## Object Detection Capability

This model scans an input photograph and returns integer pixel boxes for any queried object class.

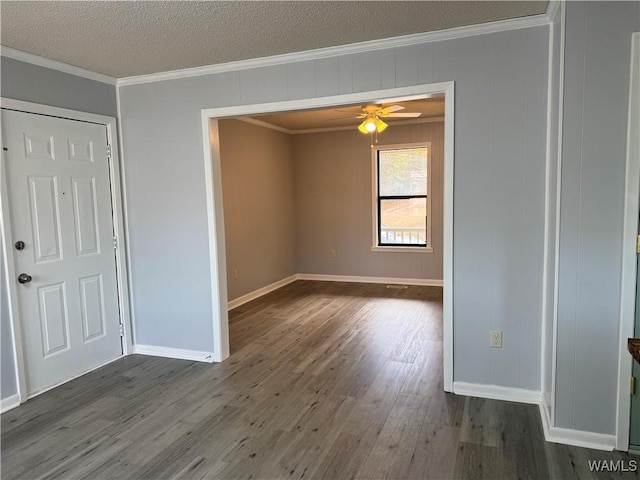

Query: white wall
[119,24,549,390]
[555,1,640,435]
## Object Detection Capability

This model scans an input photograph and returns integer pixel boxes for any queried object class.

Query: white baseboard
[543,424,616,451]
[453,381,542,404]
[228,274,298,310]
[133,345,215,363]
[537,396,615,451]
[456,384,615,451]
[297,273,443,287]
[0,393,20,413]
[539,401,553,440]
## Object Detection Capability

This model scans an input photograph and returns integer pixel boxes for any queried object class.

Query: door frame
[200,82,455,391]
[616,32,640,451]
[0,98,134,403]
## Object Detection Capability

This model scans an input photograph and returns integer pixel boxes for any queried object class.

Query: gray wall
[1,57,117,117]
[219,119,297,301]
[0,56,117,401]
[294,123,443,280]
[119,25,548,389]
[555,1,640,435]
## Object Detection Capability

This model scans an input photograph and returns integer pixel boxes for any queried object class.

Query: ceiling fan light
[365,119,377,132]
[358,119,371,134]
[374,117,388,132]
[358,117,377,133]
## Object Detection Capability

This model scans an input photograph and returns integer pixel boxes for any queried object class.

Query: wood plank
[1,281,630,479]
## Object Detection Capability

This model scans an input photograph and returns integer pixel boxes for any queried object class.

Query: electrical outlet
[490,330,502,348]
[233,269,239,279]
[330,249,336,258]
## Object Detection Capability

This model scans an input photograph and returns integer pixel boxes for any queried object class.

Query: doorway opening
[200,83,454,391]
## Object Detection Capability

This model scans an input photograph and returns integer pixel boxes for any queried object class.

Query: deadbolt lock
[15,241,25,251]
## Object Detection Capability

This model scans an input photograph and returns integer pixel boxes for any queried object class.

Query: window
[373,144,432,252]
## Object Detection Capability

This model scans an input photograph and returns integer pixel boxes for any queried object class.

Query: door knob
[17,273,32,284]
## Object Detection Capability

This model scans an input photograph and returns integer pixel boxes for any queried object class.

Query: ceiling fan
[357,104,421,134]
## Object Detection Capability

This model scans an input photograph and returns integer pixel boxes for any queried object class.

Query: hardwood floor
[1,280,637,479]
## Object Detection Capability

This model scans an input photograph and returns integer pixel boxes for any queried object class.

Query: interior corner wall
[554,1,640,435]
[118,24,548,388]
[0,56,117,402]
[293,123,444,280]
[219,119,297,301]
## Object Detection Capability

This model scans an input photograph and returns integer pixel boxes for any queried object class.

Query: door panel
[2,108,122,397]
[79,274,106,342]
[71,176,100,256]
[29,175,63,263]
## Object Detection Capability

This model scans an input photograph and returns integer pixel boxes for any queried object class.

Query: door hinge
[636,235,640,254]
[632,376,636,395]
[106,144,112,157]
[119,323,125,337]
[113,236,117,250]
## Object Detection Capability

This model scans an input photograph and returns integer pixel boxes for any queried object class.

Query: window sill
[371,246,434,254]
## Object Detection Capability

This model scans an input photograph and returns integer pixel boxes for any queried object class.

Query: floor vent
[386,284,409,289]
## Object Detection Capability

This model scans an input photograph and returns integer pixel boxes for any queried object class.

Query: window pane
[380,198,426,245]
[379,147,428,196]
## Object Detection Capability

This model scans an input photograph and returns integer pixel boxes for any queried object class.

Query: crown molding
[236,115,445,135]
[0,46,116,85]
[1,11,551,88]
[117,13,550,87]
[546,1,562,23]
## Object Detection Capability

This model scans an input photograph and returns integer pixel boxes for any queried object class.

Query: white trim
[616,32,640,452]
[133,345,215,363]
[442,83,455,393]
[540,0,561,426]
[0,98,131,401]
[453,381,542,405]
[371,246,434,254]
[0,394,20,414]
[537,401,615,451]
[0,145,28,403]
[236,117,291,135]
[539,401,553,440]
[228,274,298,310]
[546,1,561,23]
[202,116,230,362]
[115,82,137,351]
[545,426,616,451]
[118,14,549,86]
[550,0,567,429]
[237,116,445,136]
[0,46,116,85]
[202,82,454,391]
[297,273,443,287]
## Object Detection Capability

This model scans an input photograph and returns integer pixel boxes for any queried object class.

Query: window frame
[371,142,433,253]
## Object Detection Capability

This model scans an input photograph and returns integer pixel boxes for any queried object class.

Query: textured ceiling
[252,97,445,131]
[1,1,547,78]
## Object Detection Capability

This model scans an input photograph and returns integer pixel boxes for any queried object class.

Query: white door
[2,109,122,397]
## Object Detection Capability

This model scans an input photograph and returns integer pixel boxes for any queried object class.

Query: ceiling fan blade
[378,105,405,115]
[381,112,421,118]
